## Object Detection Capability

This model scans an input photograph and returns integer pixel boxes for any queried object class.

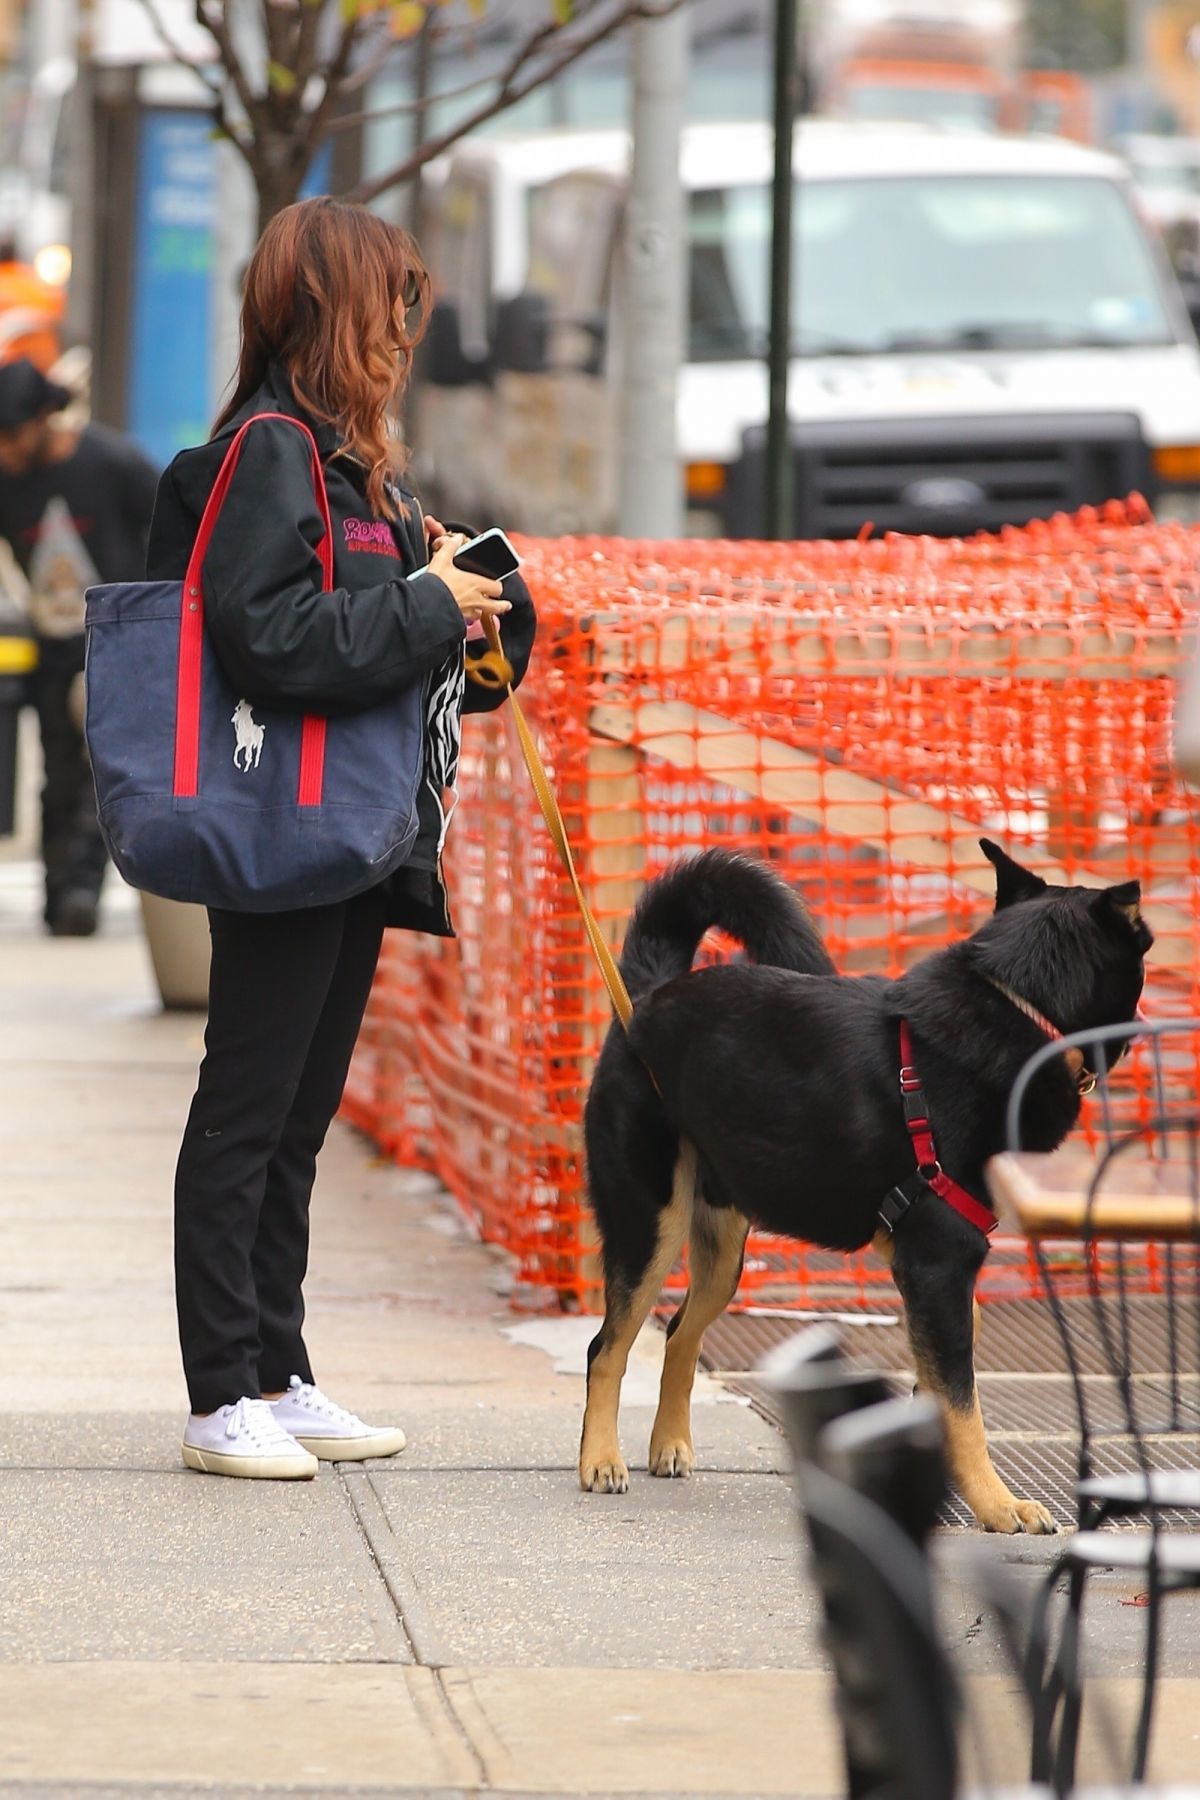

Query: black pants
[33,635,107,922]
[174,885,388,1413]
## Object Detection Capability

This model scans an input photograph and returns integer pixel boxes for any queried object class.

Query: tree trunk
[254,153,308,237]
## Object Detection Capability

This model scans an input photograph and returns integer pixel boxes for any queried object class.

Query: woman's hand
[427,531,510,624]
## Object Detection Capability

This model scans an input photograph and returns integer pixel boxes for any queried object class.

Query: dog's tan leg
[579,1159,691,1495]
[907,1323,1056,1536]
[923,1365,1054,1535]
[888,1238,1055,1535]
[649,1201,750,1479]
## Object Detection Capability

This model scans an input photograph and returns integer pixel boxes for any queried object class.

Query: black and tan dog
[579,843,1151,1532]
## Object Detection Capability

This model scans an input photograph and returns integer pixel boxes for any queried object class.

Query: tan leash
[469,618,634,1029]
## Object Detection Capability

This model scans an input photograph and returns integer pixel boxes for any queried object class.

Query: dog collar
[985,976,1061,1039]
[984,977,1097,1095]
[877,1021,998,1239]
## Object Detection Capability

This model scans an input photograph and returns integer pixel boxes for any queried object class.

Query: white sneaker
[270,1375,407,1462]
[182,1396,319,1480]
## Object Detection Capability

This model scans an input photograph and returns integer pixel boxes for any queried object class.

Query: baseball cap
[0,358,71,430]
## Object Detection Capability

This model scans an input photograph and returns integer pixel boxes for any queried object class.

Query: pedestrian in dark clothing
[146,197,535,1479]
[0,358,158,934]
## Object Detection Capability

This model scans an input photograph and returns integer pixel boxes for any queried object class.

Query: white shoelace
[224,1396,297,1449]
[281,1375,367,1432]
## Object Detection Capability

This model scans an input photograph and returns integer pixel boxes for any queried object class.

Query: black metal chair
[763,1329,958,1800]
[762,1326,1199,1798]
[1006,1020,1200,1790]
[759,1321,893,1469]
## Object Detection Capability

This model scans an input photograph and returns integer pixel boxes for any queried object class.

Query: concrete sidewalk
[2,851,1199,1795]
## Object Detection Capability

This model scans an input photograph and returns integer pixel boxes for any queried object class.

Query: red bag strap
[174,412,333,805]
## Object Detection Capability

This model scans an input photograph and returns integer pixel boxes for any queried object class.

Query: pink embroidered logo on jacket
[343,517,398,555]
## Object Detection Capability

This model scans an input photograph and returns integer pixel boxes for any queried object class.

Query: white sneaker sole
[293,1428,407,1462]
[181,1442,319,1480]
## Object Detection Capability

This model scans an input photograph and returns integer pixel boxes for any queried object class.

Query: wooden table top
[987,1149,1200,1242]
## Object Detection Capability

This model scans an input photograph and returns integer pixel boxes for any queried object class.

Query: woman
[146,197,535,1480]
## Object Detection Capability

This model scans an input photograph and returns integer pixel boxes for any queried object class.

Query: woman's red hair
[213,196,431,519]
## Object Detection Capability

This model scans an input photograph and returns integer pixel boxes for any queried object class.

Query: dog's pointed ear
[1095,878,1143,925]
[980,839,1048,911]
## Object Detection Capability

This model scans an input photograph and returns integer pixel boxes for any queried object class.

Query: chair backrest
[1006,1016,1200,1156]
[798,1401,959,1800]
[820,1395,947,1549]
[758,1324,893,1470]
[1006,1020,1200,1509]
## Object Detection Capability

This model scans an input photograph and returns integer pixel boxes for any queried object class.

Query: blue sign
[128,109,215,470]
[302,143,333,198]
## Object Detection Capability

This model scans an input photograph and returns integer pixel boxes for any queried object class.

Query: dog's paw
[1010,1498,1058,1535]
[648,1436,695,1480]
[978,1495,1058,1535]
[580,1453,629,1494]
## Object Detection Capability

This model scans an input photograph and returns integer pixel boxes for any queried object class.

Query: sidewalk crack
[335,1465,419,1664]
[432,1667,490,1787]
[337,1466,452,1669]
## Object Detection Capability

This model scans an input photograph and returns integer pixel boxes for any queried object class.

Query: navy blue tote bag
[84,413,426,912]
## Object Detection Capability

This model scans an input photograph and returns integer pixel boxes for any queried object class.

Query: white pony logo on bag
[231,699,264,771]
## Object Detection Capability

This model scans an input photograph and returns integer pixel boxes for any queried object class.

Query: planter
[138,891,210,1010]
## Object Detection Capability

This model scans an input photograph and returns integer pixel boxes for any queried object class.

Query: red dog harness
[877,1021,998,1238]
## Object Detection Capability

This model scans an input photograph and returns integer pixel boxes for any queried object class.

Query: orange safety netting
[343,498,1200,1313]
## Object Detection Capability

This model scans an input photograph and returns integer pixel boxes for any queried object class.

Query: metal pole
[617,7,688,538]
[66,0,97,349]
[765,0,799,540]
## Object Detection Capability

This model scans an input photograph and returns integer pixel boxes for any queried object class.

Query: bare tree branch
[332,0,669,126]
[135,0,223,94]
[261,0,287,72]
[138,0,689,227]
[136,0,259,167]
[195,0,263,137]
[211,105,257,169]
[332,26,407,101]
[290,0,328,95]
[349,0,687,207]
[327,62,493,136]
[296,4,369,162]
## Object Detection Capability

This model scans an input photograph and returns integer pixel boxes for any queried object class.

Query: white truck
[418,119,1200,538]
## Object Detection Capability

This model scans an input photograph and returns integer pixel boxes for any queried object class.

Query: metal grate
[701,1299,1200,1380]
[698,1304,1200,1531]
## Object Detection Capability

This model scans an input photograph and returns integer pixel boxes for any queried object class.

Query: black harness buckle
[901,1087,931,1129]
[878,1172,926,1235]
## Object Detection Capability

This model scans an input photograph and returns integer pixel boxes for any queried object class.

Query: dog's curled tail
[618,849,833,1006]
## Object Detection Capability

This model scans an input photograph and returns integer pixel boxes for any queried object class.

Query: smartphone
[452,527,521,582]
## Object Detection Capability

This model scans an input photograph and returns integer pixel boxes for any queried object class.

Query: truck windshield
[689,173,1177,361]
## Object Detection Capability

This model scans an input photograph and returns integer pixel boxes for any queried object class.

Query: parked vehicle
[419,120,1200,538]
[1115,134,1200,342]
[1118,134,1200,236]
[807,0,1091,141]
[1020,69,1092,143]
[811,0,1021,131]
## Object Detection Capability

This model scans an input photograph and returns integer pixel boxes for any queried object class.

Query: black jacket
[145,364,535,934]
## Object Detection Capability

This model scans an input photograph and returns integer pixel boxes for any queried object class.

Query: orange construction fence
[342,498,1200,1313]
